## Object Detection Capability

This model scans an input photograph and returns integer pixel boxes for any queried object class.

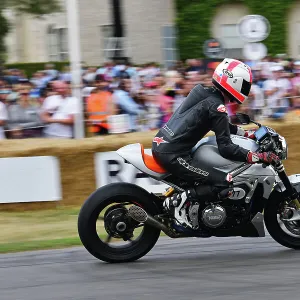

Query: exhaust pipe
[128,205,179,238]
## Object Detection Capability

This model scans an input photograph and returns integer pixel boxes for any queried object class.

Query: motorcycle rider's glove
[236,127,256,140]
[247,151,280,165]
[244,129,256,140]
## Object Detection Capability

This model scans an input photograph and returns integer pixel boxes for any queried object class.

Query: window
[47,26,69,61]
[101,25,114,59]
[162,25,178,69]
[47,25,58,61]
[220,24,244,58]
[57,28,69,61]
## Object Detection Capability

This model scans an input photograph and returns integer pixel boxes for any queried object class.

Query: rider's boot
[163,189,211,237]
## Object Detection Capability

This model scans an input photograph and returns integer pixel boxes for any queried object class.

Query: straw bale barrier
[1,112,300,211]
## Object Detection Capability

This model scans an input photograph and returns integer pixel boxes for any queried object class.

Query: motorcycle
[78,113,300,263]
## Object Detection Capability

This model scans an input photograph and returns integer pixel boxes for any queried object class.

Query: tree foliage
[175,0,295,60]
[0,0,61,15]
[0,12,10,59]
[0,0,61,60]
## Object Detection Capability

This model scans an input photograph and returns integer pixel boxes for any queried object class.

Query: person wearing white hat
[263,64,291,117]
[291,61,300,107]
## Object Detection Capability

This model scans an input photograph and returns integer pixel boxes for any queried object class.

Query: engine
[187,184,251,230]
[201,204,226,228]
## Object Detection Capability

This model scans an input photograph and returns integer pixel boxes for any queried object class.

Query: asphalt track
[1,234,300,300]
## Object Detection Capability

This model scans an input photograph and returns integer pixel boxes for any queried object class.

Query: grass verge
[0,207,83,254]
[0,206,156,254]
[0,237,82,254]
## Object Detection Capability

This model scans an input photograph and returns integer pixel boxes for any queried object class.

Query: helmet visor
[241,80,251,96]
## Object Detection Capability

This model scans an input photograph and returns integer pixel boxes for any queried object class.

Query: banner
[95,151,169,193]
[107,114,131,134]
[0,156,62,203]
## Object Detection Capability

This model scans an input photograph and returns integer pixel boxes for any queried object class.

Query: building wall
[77,0,111,66]
[3,9,18,63]
[4,0,175,65]
[122,0,175,64]
[288,0,300,59]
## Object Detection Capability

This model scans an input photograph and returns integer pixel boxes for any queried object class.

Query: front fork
[275,162,300,209]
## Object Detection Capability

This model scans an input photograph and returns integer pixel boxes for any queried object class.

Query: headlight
[279,135,288,160]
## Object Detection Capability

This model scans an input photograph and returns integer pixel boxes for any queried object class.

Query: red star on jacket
[217,104,227,113]
[153,137,169,146]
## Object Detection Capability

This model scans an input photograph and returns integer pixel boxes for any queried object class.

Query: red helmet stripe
[227,60,241,71]
[222,81,245,102]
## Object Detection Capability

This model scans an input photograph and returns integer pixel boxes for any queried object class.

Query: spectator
[143,81,162,130]
[44,63,59,79]
[263,65,290,118]
[86,75,116,135]
[173,80,190,112]
[59,66,72,82]
[159,89,175,125]
[0,88,8,139]
[291,61,300,108]
[6,87,43,138]
[83,67,97,84]
[113,79,142,132]
[40,81,79,138]
[248,79,265,120]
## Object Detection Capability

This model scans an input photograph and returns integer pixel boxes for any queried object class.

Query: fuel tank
[190,135,259,183]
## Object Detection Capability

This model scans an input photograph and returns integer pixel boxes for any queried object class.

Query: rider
[152,58,279,225]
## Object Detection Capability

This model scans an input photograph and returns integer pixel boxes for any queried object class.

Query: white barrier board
[95,151,169,193]
[0,156,62,203]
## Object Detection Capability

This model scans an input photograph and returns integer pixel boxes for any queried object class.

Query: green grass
[0,207,84,254]
[0,206,153,254]
[0,237,82,254]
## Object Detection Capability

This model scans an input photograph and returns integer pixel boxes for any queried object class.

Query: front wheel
[78,183,161,263]
[264,191,300,249]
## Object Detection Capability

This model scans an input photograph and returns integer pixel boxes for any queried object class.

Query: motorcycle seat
[140,144,167,174]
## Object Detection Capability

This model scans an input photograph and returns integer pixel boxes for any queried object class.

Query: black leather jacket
[152,84,249,161]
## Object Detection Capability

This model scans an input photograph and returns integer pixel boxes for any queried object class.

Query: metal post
[66,0,84,138]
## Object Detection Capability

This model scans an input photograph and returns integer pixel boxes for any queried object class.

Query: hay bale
[1,119,300,211]
[0,131,156,211]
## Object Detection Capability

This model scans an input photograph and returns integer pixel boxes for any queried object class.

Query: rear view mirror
[235,113,251,125]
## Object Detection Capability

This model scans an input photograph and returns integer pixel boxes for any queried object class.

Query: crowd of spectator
[0,56,300,139]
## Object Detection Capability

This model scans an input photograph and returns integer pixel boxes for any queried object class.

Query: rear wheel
[78,183,161,263]
[264,192,300,249]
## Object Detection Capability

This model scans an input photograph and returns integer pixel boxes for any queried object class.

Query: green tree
[0,12,10,60]
[0,0,61,61]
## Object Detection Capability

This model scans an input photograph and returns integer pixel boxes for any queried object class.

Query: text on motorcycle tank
[153,137,169,146]
[177,157,209,176]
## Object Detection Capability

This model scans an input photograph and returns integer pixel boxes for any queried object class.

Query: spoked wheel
[264,193,300,249]
[78,183,161,263]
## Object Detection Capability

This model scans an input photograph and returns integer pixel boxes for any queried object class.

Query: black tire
[264,191,300,250]
[78,182,161,263]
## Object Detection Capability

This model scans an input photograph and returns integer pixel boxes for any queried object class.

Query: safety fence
[2,95,300,138]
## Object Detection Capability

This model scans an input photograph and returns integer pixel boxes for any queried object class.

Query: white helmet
[212,58,252,104]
